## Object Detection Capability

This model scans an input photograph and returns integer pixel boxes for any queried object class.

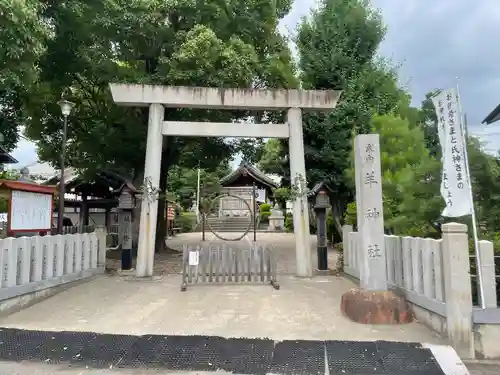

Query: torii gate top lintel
[109,83,341,110]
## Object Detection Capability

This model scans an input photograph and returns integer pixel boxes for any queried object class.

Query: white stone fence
[342,222,500,359]
[0,228,106,304]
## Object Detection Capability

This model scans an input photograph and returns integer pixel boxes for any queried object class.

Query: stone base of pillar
[117,268,136,276]
[340,288,413,324]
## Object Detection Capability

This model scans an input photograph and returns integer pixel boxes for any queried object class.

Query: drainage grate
[216,337,274,375]
[0,328,53,361]
[325,340,385,374]
[38,331,97,364]
[272,340,325,375]
[118,334,169,368]
[0,328,451,375]
[377,341,446,375]
[157,335,223,371]
[71,333,138,368]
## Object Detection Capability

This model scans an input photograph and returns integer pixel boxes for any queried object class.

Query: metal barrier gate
[181,244,279,291]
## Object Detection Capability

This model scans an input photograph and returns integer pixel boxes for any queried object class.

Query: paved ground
[465,363,500,375]
[0,274,444,343]
[0,233,442,343]
[1,232,495,374]
[107,232,338,275]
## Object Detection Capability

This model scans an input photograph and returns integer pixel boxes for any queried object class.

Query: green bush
[326,210,335,242]
[175,212,197,232]
[260,203,271,212]
[334,242,344,271]
[344,202,357,227]
[285,213,293,232]
[260,211,271,223]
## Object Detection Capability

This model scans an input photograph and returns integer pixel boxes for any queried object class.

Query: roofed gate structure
[218,162,278,217]
[109,84,341,278]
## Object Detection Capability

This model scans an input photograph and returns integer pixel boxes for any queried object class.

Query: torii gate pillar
[109,84,341,278]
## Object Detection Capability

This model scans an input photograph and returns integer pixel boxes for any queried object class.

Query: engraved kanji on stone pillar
[354,134,387,291]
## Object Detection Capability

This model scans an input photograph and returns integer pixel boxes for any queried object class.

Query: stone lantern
[115,183,137,270]
[309,182,333,271]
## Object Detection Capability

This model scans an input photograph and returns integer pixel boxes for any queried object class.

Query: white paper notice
[188,250,199,266]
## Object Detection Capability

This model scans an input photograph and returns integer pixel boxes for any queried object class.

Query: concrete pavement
[0,232,489,374]
[0,274,444,343]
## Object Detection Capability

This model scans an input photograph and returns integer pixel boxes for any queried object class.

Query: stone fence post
[478,240,498,308]
[441,222,474,358]
[95,225,107,268]
[342,225,353,267]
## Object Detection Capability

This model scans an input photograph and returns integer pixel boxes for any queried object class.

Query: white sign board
[188,250,199,266]
[254,189,266,203]
[10,190,53,231]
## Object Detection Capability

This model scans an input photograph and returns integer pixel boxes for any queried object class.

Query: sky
[12,0,500,170]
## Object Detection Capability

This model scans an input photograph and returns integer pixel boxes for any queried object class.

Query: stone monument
[341,134,412,324]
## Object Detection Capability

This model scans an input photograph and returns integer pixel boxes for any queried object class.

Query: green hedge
[260,203,271,212]
[260,211,271,223]
[285,213,293,232]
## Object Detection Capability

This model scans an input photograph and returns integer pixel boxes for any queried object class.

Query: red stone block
[340,288,413,324]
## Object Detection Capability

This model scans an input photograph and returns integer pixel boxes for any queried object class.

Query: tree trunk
[155,156,168,253]
[154,150,180,253]
[332,202,344,243]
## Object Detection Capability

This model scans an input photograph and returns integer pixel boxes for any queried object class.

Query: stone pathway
[0,273,442,343]
[106,232,338,276]
[0,232,486,375]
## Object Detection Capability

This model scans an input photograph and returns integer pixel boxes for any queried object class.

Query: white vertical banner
[431,88,471,217]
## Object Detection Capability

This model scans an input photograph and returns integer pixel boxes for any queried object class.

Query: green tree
[464,138,500,236]
[418,90,442,158]
[168,163,231,211]
[0,0,48,150]
[0,169,21,212]
[23,0,297,252]
[288,0,407,236]
[415,90,500,240]
[372,115,441,236]
[258,139,284,175]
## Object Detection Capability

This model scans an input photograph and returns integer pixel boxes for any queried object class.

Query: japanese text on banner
[431,88,471,217]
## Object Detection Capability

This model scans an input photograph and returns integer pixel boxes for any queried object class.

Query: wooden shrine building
[217,162,278,217]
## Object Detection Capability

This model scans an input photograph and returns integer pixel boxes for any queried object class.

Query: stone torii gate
[109,84,341,278]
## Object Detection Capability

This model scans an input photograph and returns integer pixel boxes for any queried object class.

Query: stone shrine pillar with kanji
[341,133,412,325]
[354,134,387,291]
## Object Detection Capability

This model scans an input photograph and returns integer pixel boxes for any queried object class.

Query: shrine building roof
[219,161,279,189]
